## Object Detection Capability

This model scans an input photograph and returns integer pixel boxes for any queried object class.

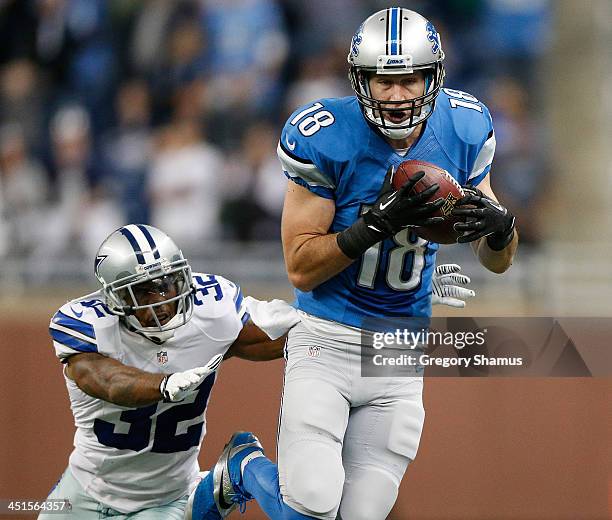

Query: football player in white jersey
[40,224,299,519]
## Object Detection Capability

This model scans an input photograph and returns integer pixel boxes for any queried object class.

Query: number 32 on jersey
[94,374,214,453]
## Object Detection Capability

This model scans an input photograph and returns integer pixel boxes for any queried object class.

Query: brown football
[392,160,464,244]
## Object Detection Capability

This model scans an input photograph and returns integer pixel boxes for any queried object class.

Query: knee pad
[339,468,399,520]
[283,440,344,517]
[387,400,425,460]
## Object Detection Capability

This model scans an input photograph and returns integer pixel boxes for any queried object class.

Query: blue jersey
[277,89,496,329]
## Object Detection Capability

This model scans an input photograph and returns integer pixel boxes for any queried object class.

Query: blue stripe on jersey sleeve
[52,311,96,339]
[233,286,244,313]
[284,172,334,200]
[241,312,251,325]
[50,329,98,353]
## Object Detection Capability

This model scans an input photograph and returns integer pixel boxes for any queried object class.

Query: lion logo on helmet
[351,23,364,57]
[426,21,441,54]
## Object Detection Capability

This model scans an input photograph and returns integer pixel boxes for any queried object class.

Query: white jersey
[49,273,248,513]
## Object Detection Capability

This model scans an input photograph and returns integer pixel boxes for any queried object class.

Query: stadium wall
[0,300,609,520]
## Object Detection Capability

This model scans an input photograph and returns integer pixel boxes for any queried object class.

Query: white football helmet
[95,224,194,343]
[348,7,445,139]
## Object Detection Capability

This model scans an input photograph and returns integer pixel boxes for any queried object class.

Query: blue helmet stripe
[137,225,161,260]
[390,7,398,55]
[120,227,145,264]
[52,311,96,339]
[50,328,98,353]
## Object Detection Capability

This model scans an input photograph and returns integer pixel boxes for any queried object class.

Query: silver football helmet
[95,224,194,343]
[348,7,445,139]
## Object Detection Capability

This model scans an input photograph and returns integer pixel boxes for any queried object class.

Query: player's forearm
[68,353,164,407]
[285,232,354,292]
[473,229,518,273]
[227,322,288,361]
[104,369,165,407]
[230,336,287,361]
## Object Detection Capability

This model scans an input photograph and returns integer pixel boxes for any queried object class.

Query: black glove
[451,186,515,250]
[337,166,444,259]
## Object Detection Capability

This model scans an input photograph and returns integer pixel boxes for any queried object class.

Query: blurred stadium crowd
[0,0,550,265]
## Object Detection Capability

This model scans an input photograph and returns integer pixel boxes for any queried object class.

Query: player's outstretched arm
[452,174,518,273]
[431,264,476,308]
[225,322,286,362]
[66,352,222,407]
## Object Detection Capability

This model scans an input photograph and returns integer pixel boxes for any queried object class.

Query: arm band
[336,218,386,259]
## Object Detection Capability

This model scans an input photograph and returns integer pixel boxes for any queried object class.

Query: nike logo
[379,194,397,211]
[70,306,84,318]
[218,467,234,510]
[285,137,296,151]
[488,200,505,213]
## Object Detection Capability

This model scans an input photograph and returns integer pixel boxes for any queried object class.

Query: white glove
[431,264,475,308]
[160,354,223,402]
[243,296,300,340]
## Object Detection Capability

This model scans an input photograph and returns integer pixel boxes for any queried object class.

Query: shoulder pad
[191,273,248,325]
[432,88,496,183]
[278,97,363,197]
[436,88,493,145]
[49,293,118,359]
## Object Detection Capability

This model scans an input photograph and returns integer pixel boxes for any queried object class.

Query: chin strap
[143,333,165,345]
[140,329,175,344]
[381,123,418,140]
[122,318,173,344]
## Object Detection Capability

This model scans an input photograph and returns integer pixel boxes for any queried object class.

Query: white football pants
[277,320,425,520]
[39,467,189,519]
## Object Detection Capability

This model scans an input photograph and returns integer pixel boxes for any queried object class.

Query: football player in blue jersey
[187,7,514,520]
[276,7,517,519]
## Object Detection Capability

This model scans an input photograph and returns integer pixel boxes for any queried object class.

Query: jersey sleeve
[224,277,250,326]
[455,94,496,187]
[49,301,105,362]
[191,273,250,335]
[467,107,496,187]
[436,89,497,187]
[277,100,340,200]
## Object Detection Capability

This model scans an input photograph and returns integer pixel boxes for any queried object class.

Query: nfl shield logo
[157,350,168,365]
[307,346,321,358]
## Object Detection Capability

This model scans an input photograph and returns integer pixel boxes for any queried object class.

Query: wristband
[486,216,516,251]
[336,218,386,259]
[160,375,172,402]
